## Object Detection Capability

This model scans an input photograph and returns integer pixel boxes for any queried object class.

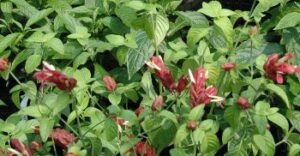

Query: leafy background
[0,0,300,155]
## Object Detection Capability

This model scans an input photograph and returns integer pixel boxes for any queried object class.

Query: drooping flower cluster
[0,58,9,72]
[146,56,187,93]
[9,138,33,156]
[189,67,223,107]
[33,62,77,91]
[50,128,76,149]
[103,75,117,92]
[264,53,300,84]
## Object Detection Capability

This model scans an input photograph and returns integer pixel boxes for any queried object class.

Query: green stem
[275,126,295,146]
[190,133,197,155]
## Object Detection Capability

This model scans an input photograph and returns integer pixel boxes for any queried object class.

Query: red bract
[30,141,42,151]
[189,68,220,107]
[10,138,33,156]
[0,58,9,71]
[133,141,156,156]
[135,106,145,117]
[103,75,117,92]
[51,128,76,149]
[176,75,188,93]
[236,97,251,109]
[151,95,164,111]
[112,115,129,126]
[33,62,77,91]
[222,62,236,71]
[147,56,176,91]
[264,53,300,84]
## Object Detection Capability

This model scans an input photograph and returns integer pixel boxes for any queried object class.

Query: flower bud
[222,62,236,71]
[187,120,198,131]
[103,75,117,92]
[151,95,164,111]
[249,26,258,36]
[135,106,145,117]
[51,128,76,149]
[236,97,251,109]
[0,58,9,71]
[133,141,156,156]
[30,141,42,151]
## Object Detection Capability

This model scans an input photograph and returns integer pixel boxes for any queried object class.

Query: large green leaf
[46,38,65,54]
[176,11,209,27]
[275,12,300,30]
[10,0,38,17]
[39,117,55,142]
[126,31,154,79]
[200,133,220,154]
[188,105,205,121]
[143,13,169,48]
[266,84,290,108]
[0,33,19,54]
[89,137,102,156]
[267,112,289,133]
[288,144,300,156]
[224,105,241,128]
[174,124,189,146]
[25,54,42,73]
[214,17,234,47]
[104,119,118,141]
[253,134,275,156]
[25,8,54,27]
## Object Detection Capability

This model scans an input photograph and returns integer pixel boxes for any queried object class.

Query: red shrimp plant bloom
[103,75,117,92]
[189,67,224,107]
[0,58,9,71]
[133,141,156,156]
[10,138,33,156]
[51,128,76,149]
[135,106,145,117]
[264,53,300,84]
[33,62,77,91]
[146,56,188,93]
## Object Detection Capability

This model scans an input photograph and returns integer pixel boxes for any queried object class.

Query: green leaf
[0,99,6,106]
[198,1,222,17]
[254,114,268,134]
[25,54,42,73]
[108,93,122,105]
[200,133,220,154]
[222,127,234,144]
[288,144,300,156]
[25,8,54,27]
[89,137,102,156]
[253,134,275,156]
[267,113,289,133]
[105,34,125,46]
[170,148,188,156]
[287,110,300,133]
[73,52,91,68]
[39,117,55,142]
[188,105,205,121]
[143,13,169,48]
[10,0,38,17]
[214,17,234,47]
[142,116,177,152]
[0,33,19,54]
[266,84,290,108]
[19,105,49,118]
[275,12,300,30]
[126,31,154,79]
[224,105,240,128]
[104,119,118,141]
[176,11,209,27]
[46,38,64,54]
[187,27,209,46]
[174,124,189,146]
